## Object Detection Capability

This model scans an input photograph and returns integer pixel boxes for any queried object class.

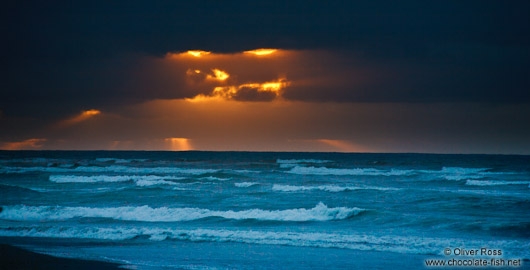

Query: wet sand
[0,244,122,270]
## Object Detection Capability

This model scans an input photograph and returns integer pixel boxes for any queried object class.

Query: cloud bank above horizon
[1,1,529,153]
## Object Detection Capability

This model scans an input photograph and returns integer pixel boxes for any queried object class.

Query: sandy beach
[0,244,121,270]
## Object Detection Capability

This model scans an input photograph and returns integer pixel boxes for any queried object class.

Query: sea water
[0,151,529,269]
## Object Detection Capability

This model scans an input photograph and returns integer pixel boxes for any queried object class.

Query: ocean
[0,151,529,269]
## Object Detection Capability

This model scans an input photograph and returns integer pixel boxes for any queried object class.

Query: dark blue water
[1,151,529,269]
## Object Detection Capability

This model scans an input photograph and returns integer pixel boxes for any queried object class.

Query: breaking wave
[95,158,148,163]
[1,166,218,175]
[272,184,399,192]
[199,176,230,181]
[277,159,331,168]
[465,180,530,186]
[49,175,183,183]
[49,175,186,188]
[0,202,364,222]
[134,179,181,187]
[0,226,528,257]
[415,167,523,181]
[277,159,331,164]
[285,166,520,180]
[287,166,414,176]
[235,182,259,188]
[426,167,492,181]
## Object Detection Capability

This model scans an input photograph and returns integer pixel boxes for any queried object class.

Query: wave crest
[2,166,218,175]
[272,184,399,192]
[49,175,183,183]
[287,166,414,176]
[235,182,258,188]
[0,226,528,256]
[0,202,364,222]
[277,159,331,164]
[49,175,186,188]
[465,180,530,186]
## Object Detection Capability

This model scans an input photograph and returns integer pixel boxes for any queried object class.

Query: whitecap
[0,226,528,257]
[465,180,530,186]
[95,158,147,163]
[287,166,414,176]
[234,182,258,188]
[417,167,517,181]
[277,159,331,164]
[0,202,364,222]
[272,184,399,192]
[2,166,218,175]
[48,175,190,189]
[199,176,230,181]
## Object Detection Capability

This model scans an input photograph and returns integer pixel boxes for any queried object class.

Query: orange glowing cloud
[0,138,47,150]
[164,137,193,151]
[162,48,297,102]
[186,50,211,57]
[244,49,277,56]
[168,49,281,58]
[187,78,290,102]
[57,109,101,127]
[206,69,229,81]
[186,69,201,74]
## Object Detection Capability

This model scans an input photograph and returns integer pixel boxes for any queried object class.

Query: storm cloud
[1,0,529,153]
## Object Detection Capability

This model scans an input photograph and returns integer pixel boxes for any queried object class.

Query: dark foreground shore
[0,244,122,270]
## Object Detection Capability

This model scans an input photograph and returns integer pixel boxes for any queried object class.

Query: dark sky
[1,1,529,153]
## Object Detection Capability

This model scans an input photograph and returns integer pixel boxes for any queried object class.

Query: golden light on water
[244,49,277,56]
[186,50,211,57]
[165,137,193,151]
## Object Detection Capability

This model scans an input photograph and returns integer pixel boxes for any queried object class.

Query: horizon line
[0,149,528,157]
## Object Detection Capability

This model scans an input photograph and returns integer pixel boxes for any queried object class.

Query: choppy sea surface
[0,151,529,269]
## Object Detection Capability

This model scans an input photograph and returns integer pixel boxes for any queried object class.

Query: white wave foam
[438,167,490,181]
[421,188,530,199]
[0,226,528,256]
[199,176,230,181]
[279,164,296,168]
[287,166,414,176]
[465,180,530,186]
[441,175,484,181]
[50,175,156,183]
[231,169,261,174]
[134,179,179,187]
[277,159,331,164]
[2,166,218,175]
[0,202,364,222]
[442,167,491,174]
[49,175,185,188]
[286,166,520,180]
[417,167,515,181]
[272,184,399,192]
[95,158,147,163]
[235,182,258,188]
[277,159,331,168]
